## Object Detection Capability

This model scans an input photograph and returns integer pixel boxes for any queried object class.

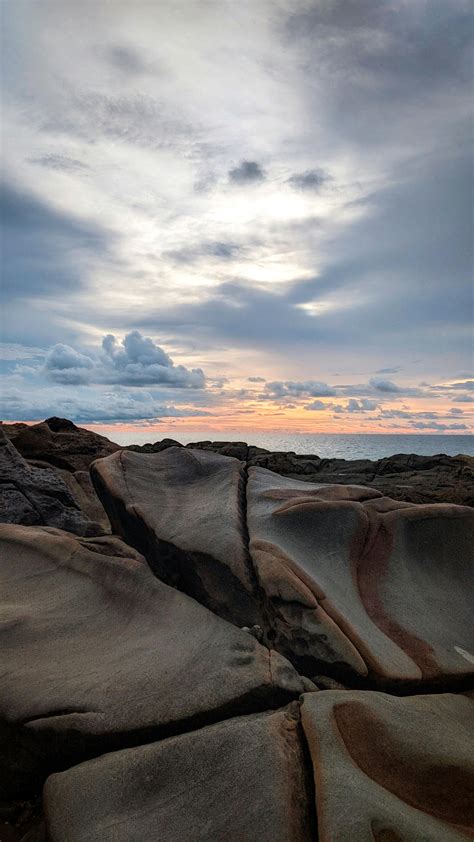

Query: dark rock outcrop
[93,447,474,690]
[301,689,474,840]
[43,707,314,842]
[0,431,103,536]
[0,523,306,798]
[1,417,120,473]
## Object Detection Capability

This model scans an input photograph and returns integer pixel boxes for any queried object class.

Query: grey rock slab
[92,447,261,626]
[44,707,314,842]
[301,689,474,841]
[0,524,305,798]
[247,467,474,686]
[0,431,103,537]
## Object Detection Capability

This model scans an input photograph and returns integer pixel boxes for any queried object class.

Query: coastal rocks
[93,446,474,688]
[1,417,120,473]
[43,707,314,842]
[0,431,103,536]
[0,523,305,798]
[158,441,474,507]
[92,447,262,626]
[300,689,474,841]
[247,468,474,687]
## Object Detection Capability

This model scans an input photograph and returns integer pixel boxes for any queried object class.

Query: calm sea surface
[103,431,473,460]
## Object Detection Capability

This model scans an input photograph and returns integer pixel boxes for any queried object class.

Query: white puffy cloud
[44,331,205,389]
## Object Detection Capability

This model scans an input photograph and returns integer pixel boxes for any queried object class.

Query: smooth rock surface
[156,440,474,507]
[248,467,474,686]
[44,707,314,842]
[0,524,305,798]
[92,446,261,626]
[301,690,474,841]
[0,431,103,536]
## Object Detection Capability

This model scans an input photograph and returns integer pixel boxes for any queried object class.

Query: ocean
[100,431,473,461]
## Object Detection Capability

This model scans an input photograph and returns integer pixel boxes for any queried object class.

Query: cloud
[454,394,474,403]
[228,160,265,184]
[336,398,379,413]
[376,367,402,374]
[248,376,266,382]
[103,45,150,75]
[165,241,241,265]
[265,380,336,398]
[45,344,94,384]
[29,154,88,171]
[43,331,206,389]
[369,378,403,393]
[288,169,330,191]
[304,399,327,411]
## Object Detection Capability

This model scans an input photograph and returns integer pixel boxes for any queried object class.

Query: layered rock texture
[1,422,472,841]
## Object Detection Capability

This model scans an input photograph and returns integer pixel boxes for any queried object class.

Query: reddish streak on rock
[352,512,439,678]
[334,701,474,832]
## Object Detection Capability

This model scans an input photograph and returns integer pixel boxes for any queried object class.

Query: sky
[1,0,473,436]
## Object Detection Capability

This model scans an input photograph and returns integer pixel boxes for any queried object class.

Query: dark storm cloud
[228,160,266,184]
[288,169,329,191]
[0,181,113,301]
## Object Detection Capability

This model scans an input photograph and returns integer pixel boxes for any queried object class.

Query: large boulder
[2,417,120,472]
[300,689,474,841]
[0,431,103,536]
[0,524,305,798]
[91,446,261,626]
[247,467,474,687]
[43,707,314,842]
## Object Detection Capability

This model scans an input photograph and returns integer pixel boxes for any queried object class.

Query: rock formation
[0,523,305,800]
[93,446,474,690]
[300,690,474,840]
[0,431,103,536]
[1,424,472,841]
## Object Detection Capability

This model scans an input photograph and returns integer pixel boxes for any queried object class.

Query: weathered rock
[0,523,305,798]
[301,689,474,841]
[179,441,474,507]
[44,707,314,841]
[1,417,120,472]
[0,432,103,536]
[92,447,262,626]
[247,467,474,687]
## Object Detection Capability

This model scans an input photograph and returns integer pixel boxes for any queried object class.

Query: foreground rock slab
[44,707,314,842]
[0,524,305,798]
[92,447,261,626]
[301,690,474,841]
[248,468,474,687]
[0,431,103,536]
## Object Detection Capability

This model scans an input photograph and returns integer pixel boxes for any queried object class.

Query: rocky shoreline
[1,417,473,840]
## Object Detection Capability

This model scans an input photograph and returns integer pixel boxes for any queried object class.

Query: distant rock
[44,707,314,842]
[0,523,305,798]
[0,431,103,536]
[301,689,474,840]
